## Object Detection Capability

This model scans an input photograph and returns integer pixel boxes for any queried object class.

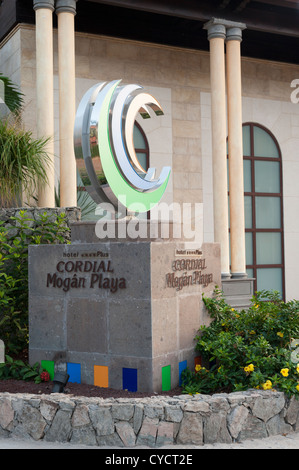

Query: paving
[0,432,299,449]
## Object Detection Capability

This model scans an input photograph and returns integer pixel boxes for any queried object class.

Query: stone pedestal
[28,222,221,392]
[222,277,255,310]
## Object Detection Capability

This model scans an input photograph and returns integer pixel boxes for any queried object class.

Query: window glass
[242,125,251,156]
[244,196,252,229]
[246,268,254,278]
[253,126,279,158]
[136,152,147,172]
[245,232,253,265]
[255,196,281,229]
[255,161,280,193]
[256,233,282,265]
[133,124,147,149]
[256,268,282,296]
[243,159,251,192]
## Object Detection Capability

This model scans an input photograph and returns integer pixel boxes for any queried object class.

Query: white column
[33,0,55,207]
[226,24,247,278]
[56,0,77,207]
[204,20,230,279]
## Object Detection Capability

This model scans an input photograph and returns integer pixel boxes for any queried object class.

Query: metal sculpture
[74,79,171,213]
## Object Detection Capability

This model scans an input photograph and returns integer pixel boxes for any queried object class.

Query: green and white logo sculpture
[74,80,171,213]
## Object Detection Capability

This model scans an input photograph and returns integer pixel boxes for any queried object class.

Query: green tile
[41,360,55,381]
[162,365,171,391]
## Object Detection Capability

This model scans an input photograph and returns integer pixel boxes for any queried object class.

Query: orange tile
[94,365,109,388]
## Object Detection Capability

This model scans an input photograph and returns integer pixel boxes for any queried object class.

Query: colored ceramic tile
[41,360,55,381]
[94,365,109,388]
[179,360,187,386]
[122,368,137,392]
[67,362,81,383]
[162,364,171,391]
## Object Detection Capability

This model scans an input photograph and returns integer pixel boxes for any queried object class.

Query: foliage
[0,73,24,114]
[181,287,299,398]
[0,355,45,383]
[0,120,52,206]
[55,178,97,220]
[0,210,70,355]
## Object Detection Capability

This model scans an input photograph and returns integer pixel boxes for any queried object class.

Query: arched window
[242,123,284,298]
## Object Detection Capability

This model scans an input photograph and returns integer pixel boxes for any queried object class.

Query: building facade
[1,0,299,301]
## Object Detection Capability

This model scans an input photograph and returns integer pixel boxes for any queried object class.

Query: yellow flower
[296,384,299,392]
[277,332,284,338]
[254,304,259,309]
[262,380,272,390]
[280,368,289,377]
[231,308,235,311]
[296,364,299,374]
[244,364,254,373]
[250,330,256,335]
[195,364,202,372]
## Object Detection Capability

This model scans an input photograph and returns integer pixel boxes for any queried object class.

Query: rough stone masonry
[0,390,299,447]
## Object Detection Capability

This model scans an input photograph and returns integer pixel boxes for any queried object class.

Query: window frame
[242,122,285,299]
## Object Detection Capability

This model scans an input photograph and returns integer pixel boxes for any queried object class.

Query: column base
[222,277,255,310]
[231,272,248,279]
[221,272,231,280]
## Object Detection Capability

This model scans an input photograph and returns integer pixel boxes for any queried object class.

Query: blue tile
[67,362,81,383]
[122,368,137,392]
[179,360,187,386]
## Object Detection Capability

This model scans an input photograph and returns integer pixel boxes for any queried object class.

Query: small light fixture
[51,371,70,393]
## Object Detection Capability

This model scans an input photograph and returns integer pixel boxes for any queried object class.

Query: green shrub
[181,287,299,398]
[0,355,45,383]
[0,210,70,355]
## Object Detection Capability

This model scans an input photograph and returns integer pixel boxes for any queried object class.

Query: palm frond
[0,74,24,113]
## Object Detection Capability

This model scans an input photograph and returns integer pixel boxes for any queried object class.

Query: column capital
[55,0,78,15]
[203,19,226,40]
[33,0,55,11]
[204,18,246,41]
[226,23,246,42]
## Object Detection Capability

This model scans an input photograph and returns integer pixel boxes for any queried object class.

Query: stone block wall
[0,207,81,242]
[0,390,298,447]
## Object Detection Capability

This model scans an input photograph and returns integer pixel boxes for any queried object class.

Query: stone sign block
[28,235,220,392]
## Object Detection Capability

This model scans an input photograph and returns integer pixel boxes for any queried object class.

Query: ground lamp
[51,371,70,393]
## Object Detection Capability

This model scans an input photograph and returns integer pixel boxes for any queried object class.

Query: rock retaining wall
[0,390,299,447]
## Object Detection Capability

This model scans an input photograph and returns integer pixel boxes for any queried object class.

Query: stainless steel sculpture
[74,79,171,213]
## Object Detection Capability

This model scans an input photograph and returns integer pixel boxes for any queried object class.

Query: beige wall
[1,25,299,299]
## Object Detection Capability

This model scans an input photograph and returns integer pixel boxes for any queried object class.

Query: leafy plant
[0,120,52,206]
[181,288,299,398]
[0,355,46,383]
[0,210,70,355]
[0,73,24,114]
[55,177,97,220]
